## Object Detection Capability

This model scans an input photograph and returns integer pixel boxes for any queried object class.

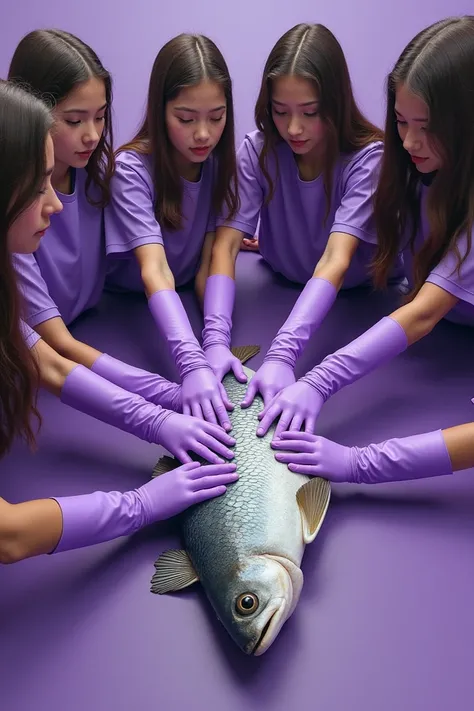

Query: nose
[83,121,101,146]
[194,121,210,142]
[403,127,423,154]
[287,116,303,138]
[46,191,63,216]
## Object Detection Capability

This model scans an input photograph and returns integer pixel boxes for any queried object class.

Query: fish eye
[235,593,259,616]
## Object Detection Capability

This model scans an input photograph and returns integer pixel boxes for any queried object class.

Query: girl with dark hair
[201,23,396,404]
[8,29,235,465]
[0,80,237,564]
[105,33,239,432]
[264,18,474,484]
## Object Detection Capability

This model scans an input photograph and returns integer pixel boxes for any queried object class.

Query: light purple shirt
[20,319,40,349]
[104,151,216,290]
[403,185,474,326]
[14,169,106,327]
[217,130,403,286]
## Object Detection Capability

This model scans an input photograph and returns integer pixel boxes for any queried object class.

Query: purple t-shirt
[217,130,403,286]
[14,169,106,327]
[403,185,474,326]
[104,151,216,290]
[20,319,40,349]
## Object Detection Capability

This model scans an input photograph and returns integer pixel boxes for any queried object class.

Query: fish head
[211,554,304,656]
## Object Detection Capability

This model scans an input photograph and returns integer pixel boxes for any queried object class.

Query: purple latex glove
[257,317,408,438]
[60,365,235,463]
[272,430,453,483]
[242,278,337,408]
[51,461,238,553]
[148,289,232,430]
[202,274,247,383]
[92,353,182,412]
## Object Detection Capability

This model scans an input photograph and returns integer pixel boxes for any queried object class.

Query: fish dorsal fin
[150,549,199,594]
[296,478,331,544]
[230,345,260,364]
[152,455,180,479]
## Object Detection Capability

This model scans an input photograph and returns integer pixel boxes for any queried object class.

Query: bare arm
[30,337,77,397]
[443,423,474,471]
[0,496,63,564]
[195,231,216,307]
[313,232,360,289]
[208,226,245,279]
[35,317,101,369]
[134,243,175,297]
[390,282,459,345]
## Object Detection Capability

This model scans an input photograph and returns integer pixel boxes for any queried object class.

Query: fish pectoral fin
[150,549,199,594]
[296,477,331,544]
[152,455,180,479]
[230,345,261,364]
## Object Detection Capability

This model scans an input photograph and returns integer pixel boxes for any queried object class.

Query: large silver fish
[150,346,331,656]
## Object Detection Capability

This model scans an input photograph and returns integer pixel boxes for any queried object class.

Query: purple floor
[1,252,474,710]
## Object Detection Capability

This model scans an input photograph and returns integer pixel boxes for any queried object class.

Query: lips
[76,150,94,159]
[289,139,308,149]
[410,155,428,164]
[190,146,211,156]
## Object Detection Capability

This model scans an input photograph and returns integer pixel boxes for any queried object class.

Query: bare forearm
[35,318,101,369]
[209,227,243,278]
[390,283,458,345]
[134,244,175,297]
[312,231,359,290]
[31,339,77,397]
[0,497,62,564]
[442,423,474,471]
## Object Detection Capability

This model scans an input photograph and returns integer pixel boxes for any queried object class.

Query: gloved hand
[92,353,182,412]
[257,316,408,437]
[272,430,452,483]
[202,274,246,382]
[60,365,235,463]
[148,289,232,430]
[51,461,238,553]
[242,278,336,408]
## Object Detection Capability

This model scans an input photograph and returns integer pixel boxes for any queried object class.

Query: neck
[52,161,72,194]
[295,145,325,182]
[173,149,201,182]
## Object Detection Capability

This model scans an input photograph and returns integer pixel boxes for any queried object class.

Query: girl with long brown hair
[105,33,238,432]
[261,17,474,486]
[201,23,398,406]
[0,80,237,564]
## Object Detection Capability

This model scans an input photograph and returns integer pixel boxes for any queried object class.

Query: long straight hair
[119,33,238,230]
[8,29,114,207]
[0,81,51,457]
[372,16,474,293]
[254,23,383,218]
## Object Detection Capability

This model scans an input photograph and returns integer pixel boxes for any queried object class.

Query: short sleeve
[427,231,474,306]
[105,152,164,256]
[331,142,383,245]
[13,253,61,327]
[19,319,41,349]
[216,135,264,236]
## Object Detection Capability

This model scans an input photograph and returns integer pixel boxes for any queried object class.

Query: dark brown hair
[372,16,474,294]
[254,23,383,217]
[8,29,114,207]
[0,81,50,457]
[119,33,238,230]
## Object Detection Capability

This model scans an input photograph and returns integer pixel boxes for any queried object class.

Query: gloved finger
[240,378,260,408]
[274,410,295,439]
[211,396,232,432]
[200,399,218,426]
[261,386,280,408]
[191,485,228,504]
[218,382,234,411]
[256,404,282,437]
[174,448,192,464]
[202,422,235,447]
[274,452,315,464]
[191,472,239,491]
[200,433,234,460]
[288,463,319,476]
[180,462,201,472]
[271,438,314,453]
[182,402,192,417]
[231,359,248,383]
[189,442,223,465]
[191,402,205,421]
[304,415,317,435]
[189,462,237,479]
[289,414,304,433]
[278,431,317,443]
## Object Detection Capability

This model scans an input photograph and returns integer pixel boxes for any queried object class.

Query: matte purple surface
[1,252,473,710]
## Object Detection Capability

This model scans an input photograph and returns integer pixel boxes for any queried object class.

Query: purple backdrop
[0,0,472,146]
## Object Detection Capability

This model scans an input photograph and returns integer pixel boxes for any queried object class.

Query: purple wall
[1,1,472,146]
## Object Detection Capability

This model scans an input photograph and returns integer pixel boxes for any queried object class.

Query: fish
[150,345,331,656]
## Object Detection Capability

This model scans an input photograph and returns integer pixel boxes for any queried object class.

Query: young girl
[0,80,237,563]
[201,23,402,404]
[104,33,238,430]
[8,29,235,464]
[258,16,474,442]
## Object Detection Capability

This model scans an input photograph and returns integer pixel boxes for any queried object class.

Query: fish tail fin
[230,345,260,364]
